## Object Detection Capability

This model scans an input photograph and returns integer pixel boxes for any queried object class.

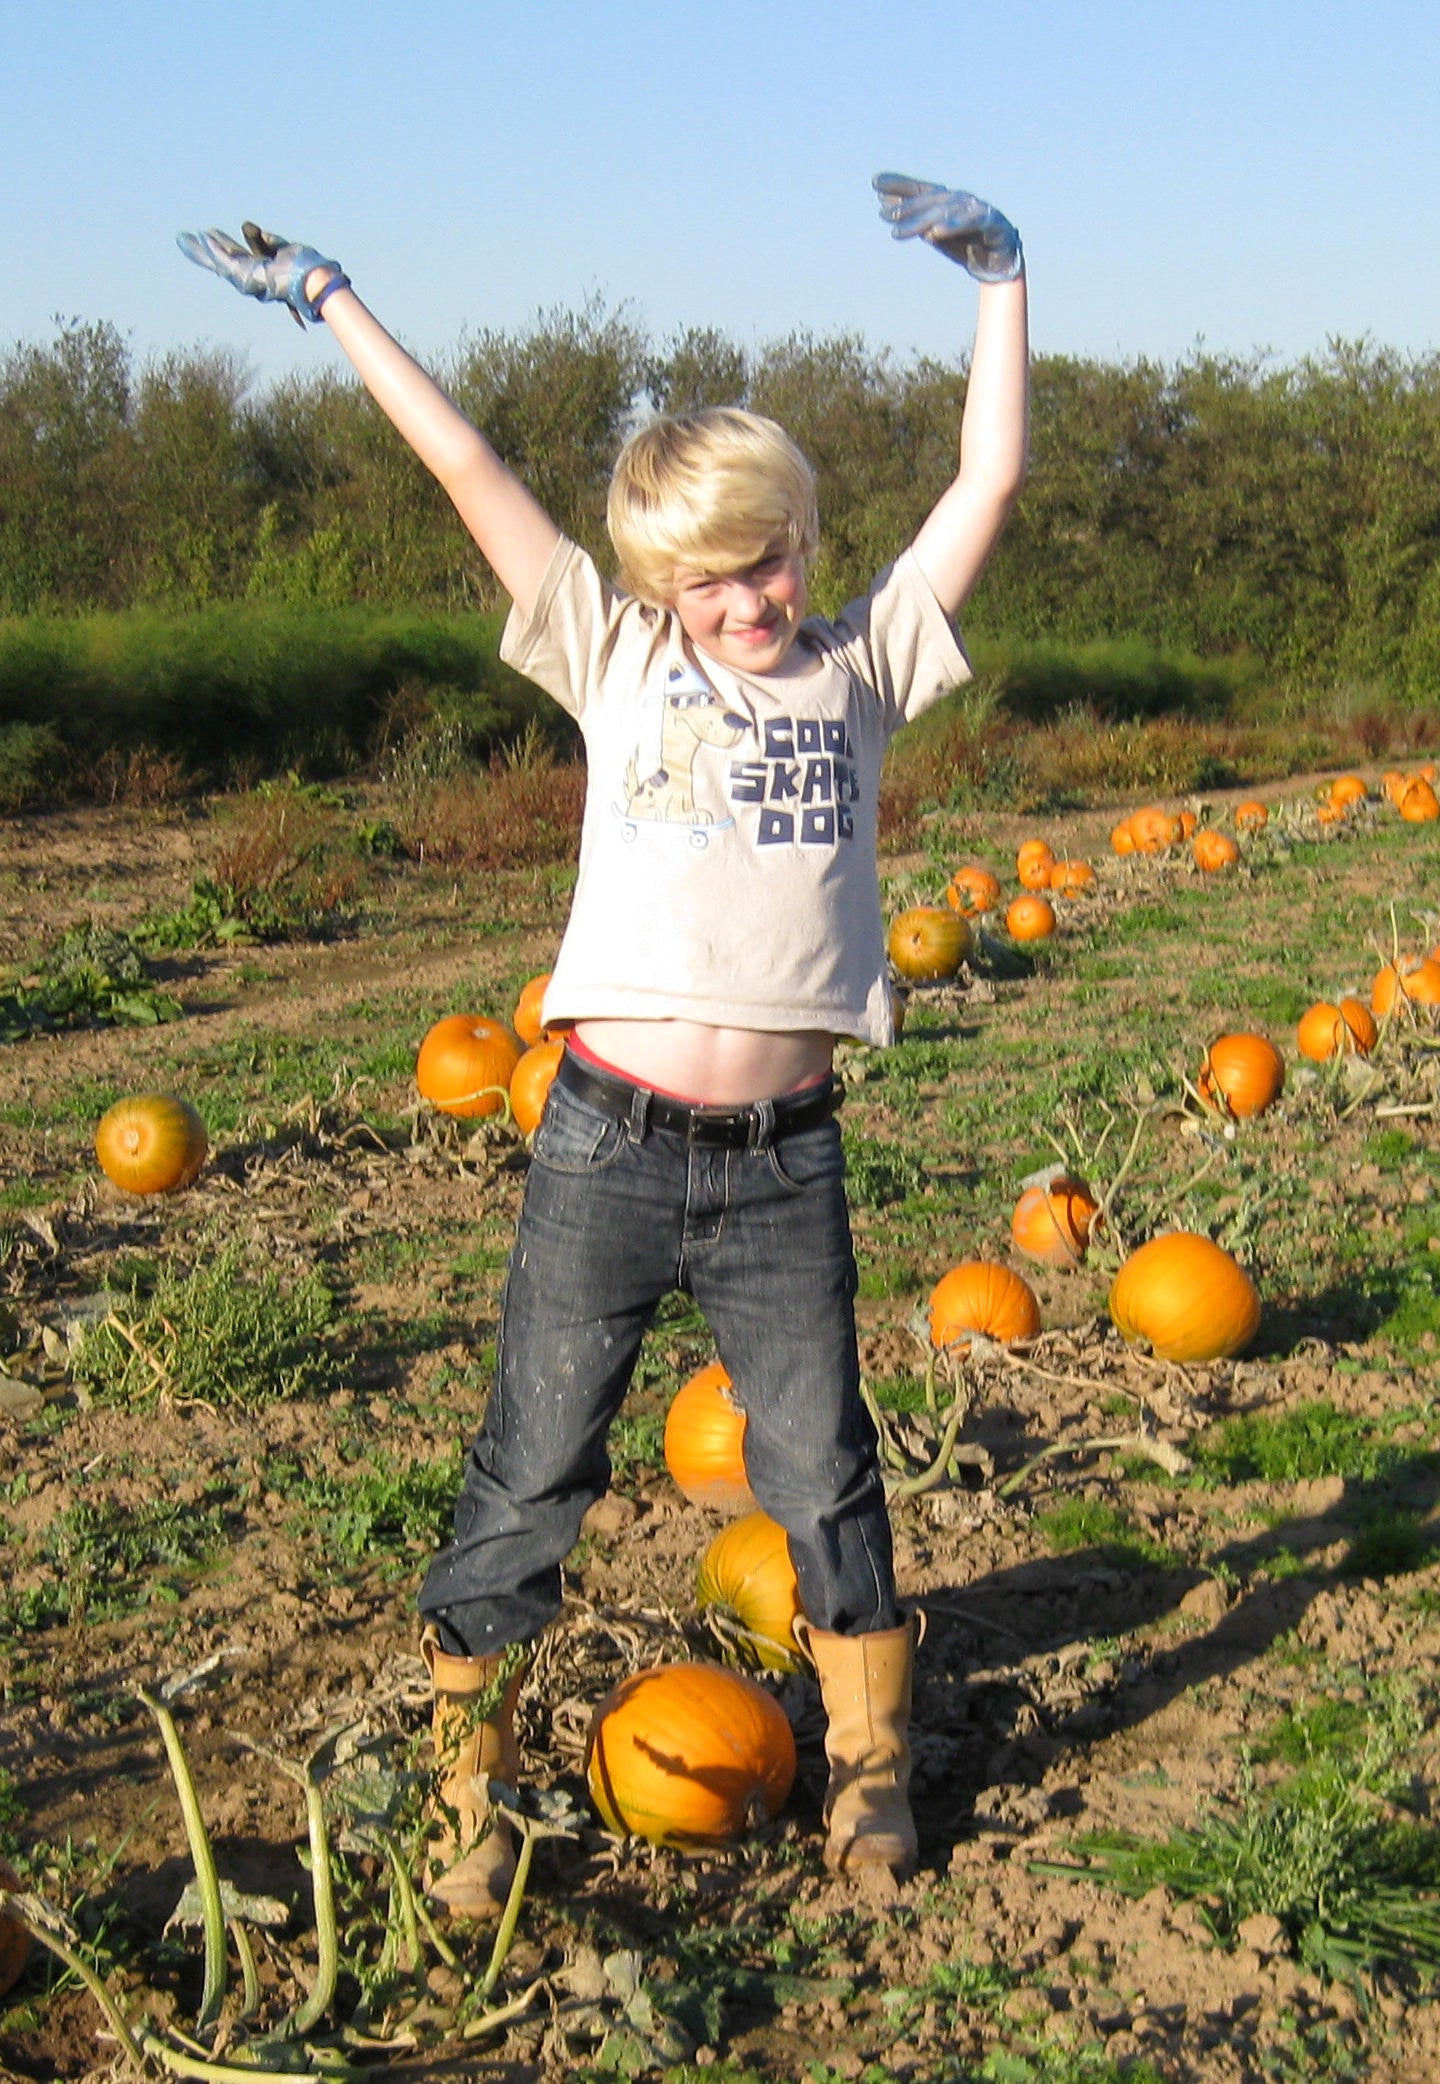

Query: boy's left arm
[875,175,1030,619]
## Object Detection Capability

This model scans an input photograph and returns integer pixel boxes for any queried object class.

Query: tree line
[4,306,1440,700]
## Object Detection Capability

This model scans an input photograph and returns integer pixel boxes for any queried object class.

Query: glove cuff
[309,273,352,322]
[283,249,345,322]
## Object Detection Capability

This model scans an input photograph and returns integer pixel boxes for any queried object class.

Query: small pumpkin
[509,1038,566,1137]
[1005,893,1056,943]
[1110,817,1137,857]
[946,864,1002,917]
[1399,777,1440,823]
[696,1511,806,1672]
[1109,1231,1260,1363]
[663,1361,755,1513]
[1372,956,1440,1018]
[0,1857,31,2000]
[512,972,554,1046]
[1297,998,1377,1062]
[1177,809,1198,839]
[1048,858,1096,896]
[1016,840,1056,891]
[1316,800,1349,827]
[1329,773,1368,811]
[1010,1176,1101,1267]
[415,1013,523,1118]
[1193,829,1240,873]
[585,1661,797,1846]
[887,905,971,983]
[1198,1032,1285,1119]
[95,1095,208,1196]
[1382,770,1408,808]
[1234,800,1269,831]
[928,1260,1041,1354]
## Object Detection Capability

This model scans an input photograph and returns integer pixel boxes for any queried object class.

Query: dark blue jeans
[418,1056,898,1656]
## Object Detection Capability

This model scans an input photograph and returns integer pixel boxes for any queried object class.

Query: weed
[1192,1401,1392,1486]
[2,1494,233,1634]
[845,1134,927,1209]
[73,1238,337,1408]
[1035,1499,1176,1572]
[0,923,180,1040]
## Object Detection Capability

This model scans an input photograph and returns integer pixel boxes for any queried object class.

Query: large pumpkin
[696,1512,805,1672]
[1399,778,1440,823]
[585,1662,796,1846]
[1109,1231,1260,1363]
[0,1858,30,1999]
[887,906,971,982]
[1010,1177,1101,1267]
[1198,1033,1285,1119]
[928,1260,1041,1354]
[1329,773,1368,811]
[1192,829,1240,873]
[95,1095,208,1196]
[1129,805,1181,854]
[509,1038,565,1137]
[663,1362,755,1513]
[1110,817,1137,857]
[415,1014,523,1118]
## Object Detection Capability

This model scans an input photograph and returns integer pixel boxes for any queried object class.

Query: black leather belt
[555,1049,841,1148]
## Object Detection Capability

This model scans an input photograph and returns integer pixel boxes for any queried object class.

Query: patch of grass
[844,1134,928,1210]
[1047,1691,1440,1989]
[1035,1498,1176,1571]
[1192,1401,1394,1486]
[74,1237,337,1408]
[273,1451,460,1571]
[2,1493,233,1635]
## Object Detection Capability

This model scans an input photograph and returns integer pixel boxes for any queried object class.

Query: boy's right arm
[177,227,561,619]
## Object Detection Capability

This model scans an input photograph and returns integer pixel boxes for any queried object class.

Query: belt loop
[747,1098,776,1150]
[628,1084,651,1141]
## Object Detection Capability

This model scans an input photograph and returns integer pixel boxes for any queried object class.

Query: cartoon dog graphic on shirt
[618,661,749,843]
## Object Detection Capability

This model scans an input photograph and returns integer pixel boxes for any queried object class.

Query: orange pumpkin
[1110,817,1137,857]
[585,1662,796,1846]
[887,905,971,982]
[512,972,554,1046]
[1129,805,1181,854]
[1010,1177,1101,1267]
[1016,840,1056,891]
[1329,774,1368,810]
[1316,800,1349,827]
[0,1859,30,2000]
[1399,778,1440,823]
[1048,858,1096,896]
[946,864,1002,917]
[1382,770,1408,808]
[1234,800,1269,831]
[1177,809,1198,840]
[1109,1231,1260,1363]
[696,1512,805,1672]
[509,1038,565,1136]
[1297,998,1377,1062]
[928,1260,1041,1354]
[1193,829,1241,873]
[1006,893,1056,942]
[663,1362,755,1513]
[1372,956,1440,1018]
[415,1013,523,1118]
[1198,1033,1286,1119]
[95,1095,208,1196]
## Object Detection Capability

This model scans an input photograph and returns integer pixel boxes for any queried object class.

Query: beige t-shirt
[500,538,971,1045]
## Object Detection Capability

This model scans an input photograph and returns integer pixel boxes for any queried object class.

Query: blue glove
[176,221,346,325]
[873,174,1022,283]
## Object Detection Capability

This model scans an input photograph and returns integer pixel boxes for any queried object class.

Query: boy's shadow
[913,1442,1440,1847]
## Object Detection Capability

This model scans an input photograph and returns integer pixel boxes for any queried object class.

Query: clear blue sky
[4,0,1437,391]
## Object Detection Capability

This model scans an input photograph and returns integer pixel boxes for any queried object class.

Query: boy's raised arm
[873,175,1030,619]
[177,224,562,619]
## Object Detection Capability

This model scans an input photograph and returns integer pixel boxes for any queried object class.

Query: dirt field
[1,781,1439,2083]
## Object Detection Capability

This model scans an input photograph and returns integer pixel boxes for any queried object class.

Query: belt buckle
[688,1105,746,1148]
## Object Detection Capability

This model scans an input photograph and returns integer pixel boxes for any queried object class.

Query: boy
[180,174,1028,1912]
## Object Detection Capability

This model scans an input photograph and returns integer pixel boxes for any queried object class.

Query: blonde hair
[607,407,819,606]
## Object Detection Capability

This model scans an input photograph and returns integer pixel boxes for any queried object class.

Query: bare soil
[1,789,1438,2083]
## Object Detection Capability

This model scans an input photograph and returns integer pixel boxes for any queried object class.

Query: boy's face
[669,551,808,676]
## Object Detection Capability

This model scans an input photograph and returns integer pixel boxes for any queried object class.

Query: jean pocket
[765,1118,845,1195]
[530,1078,631,1175]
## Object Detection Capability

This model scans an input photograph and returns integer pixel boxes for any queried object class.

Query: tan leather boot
[796,1613,919,1877]
[420,1625,529,1916]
